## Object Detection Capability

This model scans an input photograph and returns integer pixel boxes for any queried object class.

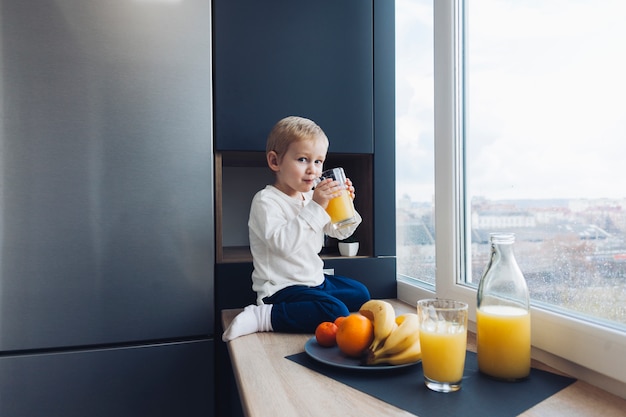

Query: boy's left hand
[345,178,356,200]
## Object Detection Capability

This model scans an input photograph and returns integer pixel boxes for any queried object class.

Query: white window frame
[397,0,626,397]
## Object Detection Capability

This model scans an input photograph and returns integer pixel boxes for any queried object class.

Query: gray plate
[303,337,421,370]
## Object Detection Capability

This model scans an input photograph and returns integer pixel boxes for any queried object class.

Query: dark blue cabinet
[214,0,374,153]
[214,2,395,415]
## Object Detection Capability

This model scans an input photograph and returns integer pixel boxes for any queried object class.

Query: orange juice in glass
[317,168,356,229]
[476,305,530,380]
[417,299,468,393]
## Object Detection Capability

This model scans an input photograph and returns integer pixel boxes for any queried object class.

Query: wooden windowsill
[222,299,626,417]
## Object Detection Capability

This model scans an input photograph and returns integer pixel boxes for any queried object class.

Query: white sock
[222,304,273,342]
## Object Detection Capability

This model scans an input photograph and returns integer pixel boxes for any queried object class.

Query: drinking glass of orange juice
[417,299,468,393]
[316,167,357,229]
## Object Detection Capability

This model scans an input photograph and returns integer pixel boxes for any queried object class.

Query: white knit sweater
[248,185,361,304]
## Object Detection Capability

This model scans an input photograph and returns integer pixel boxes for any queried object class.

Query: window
[395,0,436,287]
[396,0,626,388]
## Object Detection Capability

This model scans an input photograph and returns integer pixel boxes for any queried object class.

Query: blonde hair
[266,116,329,162]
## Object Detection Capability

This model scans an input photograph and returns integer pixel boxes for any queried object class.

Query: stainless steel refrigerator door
[0,340,214,417]
[0,0,214,351]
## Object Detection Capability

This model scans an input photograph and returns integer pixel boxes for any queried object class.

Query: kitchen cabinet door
[214,0,373,153]
[0,340,214,417]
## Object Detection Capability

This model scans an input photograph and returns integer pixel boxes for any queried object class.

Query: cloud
[397,0,626,202]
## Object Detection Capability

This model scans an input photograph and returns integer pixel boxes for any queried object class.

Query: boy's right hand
[312,178,342,209]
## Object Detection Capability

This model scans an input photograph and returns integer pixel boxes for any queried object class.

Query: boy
[222,116,370,341]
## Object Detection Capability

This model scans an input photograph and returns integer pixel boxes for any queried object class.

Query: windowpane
[465,0,626,329]
[395,0,436,285]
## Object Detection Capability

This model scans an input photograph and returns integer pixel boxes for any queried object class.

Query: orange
[334,316,346,328]
[315,322,338,347]
[336,313,374,358]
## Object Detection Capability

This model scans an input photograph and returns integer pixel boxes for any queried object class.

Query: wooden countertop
[222,299,626,417]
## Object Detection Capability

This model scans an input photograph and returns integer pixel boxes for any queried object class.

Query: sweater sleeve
[249,192,329,258]
[324,210,363,240]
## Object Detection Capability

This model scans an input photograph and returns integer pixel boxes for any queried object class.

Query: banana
[363,313,421,365]
[367,338,422,366]
[359,300,397,350]
[374,313,420,357]
[358,301,422,366]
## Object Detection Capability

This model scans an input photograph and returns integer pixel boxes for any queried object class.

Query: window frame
[396,0,626,393]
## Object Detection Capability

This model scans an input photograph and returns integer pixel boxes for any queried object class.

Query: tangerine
[334,316,346,327]
[336,313,374,358]
[315,321,338,347]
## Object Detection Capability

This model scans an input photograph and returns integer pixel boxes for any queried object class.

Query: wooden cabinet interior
[215,151,374,263]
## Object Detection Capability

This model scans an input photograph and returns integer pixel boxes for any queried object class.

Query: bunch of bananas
[359,300,422,366]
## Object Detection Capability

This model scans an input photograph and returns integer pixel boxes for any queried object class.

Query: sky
[395,0,626,203]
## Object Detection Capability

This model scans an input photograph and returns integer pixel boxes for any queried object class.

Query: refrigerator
[0,1,214,416]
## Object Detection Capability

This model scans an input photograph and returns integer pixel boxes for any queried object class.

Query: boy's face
[268,136,328,198]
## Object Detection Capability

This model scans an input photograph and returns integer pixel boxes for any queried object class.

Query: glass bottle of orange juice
[476,233,531,380]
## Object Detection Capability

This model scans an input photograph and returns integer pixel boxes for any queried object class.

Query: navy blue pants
[263,274,371,334]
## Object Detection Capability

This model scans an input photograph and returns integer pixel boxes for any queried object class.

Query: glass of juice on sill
[315,167,357,229]
[417,299,468,393]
